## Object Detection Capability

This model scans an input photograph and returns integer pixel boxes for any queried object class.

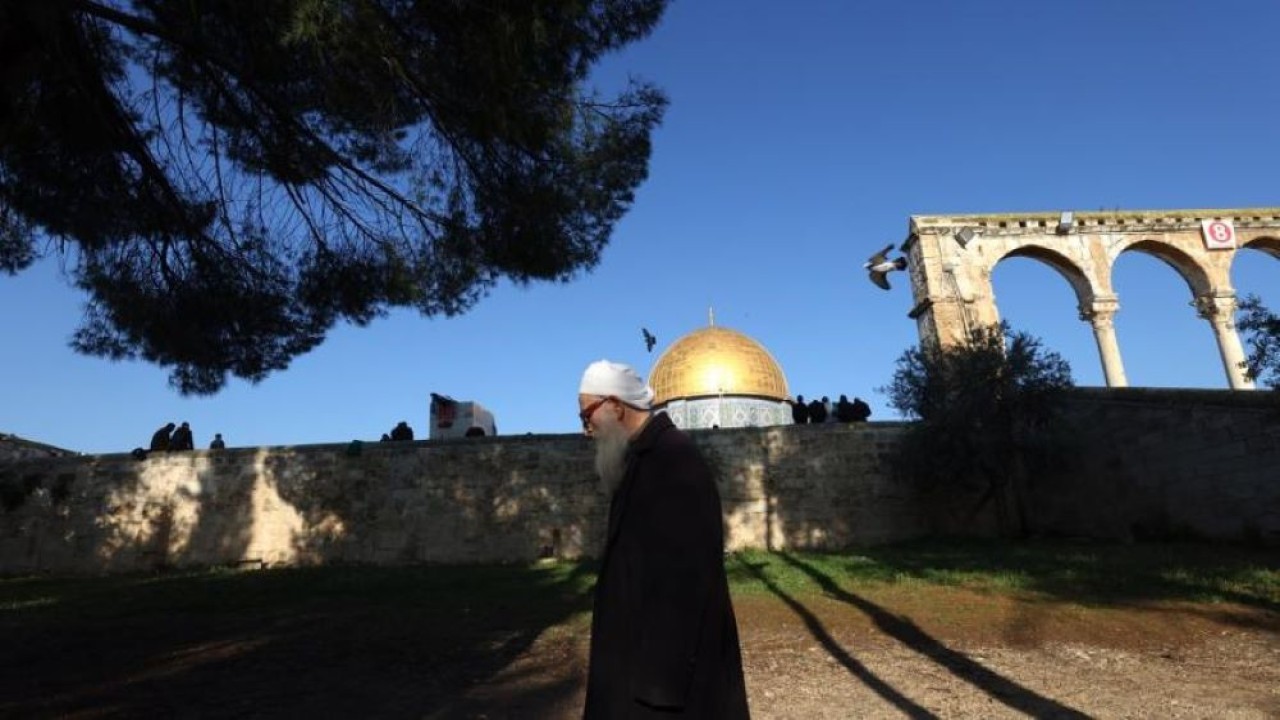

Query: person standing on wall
[578,360,750,719]
[791,395,810,424]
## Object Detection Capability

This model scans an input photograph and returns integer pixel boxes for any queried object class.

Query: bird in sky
[642,328,657,352]
[864,244,908,290]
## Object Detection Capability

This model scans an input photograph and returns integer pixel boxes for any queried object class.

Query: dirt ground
[4,585,1278,719]
[433,589,1280,720]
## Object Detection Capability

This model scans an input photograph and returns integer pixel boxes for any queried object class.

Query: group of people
[147,422,225,452]
[790,394,871,424]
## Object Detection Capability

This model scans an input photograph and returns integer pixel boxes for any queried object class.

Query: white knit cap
[579,360,654,410]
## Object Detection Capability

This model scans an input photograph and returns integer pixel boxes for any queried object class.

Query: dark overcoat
[584,413,750,719]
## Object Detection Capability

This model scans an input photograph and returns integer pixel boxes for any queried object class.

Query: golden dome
[649,325,789,405]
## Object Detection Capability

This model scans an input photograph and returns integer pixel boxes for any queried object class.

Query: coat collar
[626,411,672,458]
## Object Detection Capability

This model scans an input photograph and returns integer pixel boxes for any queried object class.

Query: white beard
[593,425,630,495]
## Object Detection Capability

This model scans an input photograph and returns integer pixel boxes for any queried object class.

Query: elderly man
[578,360,749,719]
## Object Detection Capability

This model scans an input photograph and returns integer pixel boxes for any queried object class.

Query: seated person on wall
[390,421,414,441]
[807,398,827,424]
[851,397,871,422]
[835,394,856,423]
[150,422,175,451]
[209,433,226,450]
[170,422,195,451]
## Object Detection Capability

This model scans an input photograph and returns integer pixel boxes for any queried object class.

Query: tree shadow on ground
[736,558,939,719]
[0,561,596,719]
[743,553,1093,719]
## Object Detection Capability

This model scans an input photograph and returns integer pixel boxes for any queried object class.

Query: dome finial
[708,306,715,326]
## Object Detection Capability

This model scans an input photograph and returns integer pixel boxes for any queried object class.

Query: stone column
[1194,294,1255,390]
[1080,298,1128,387]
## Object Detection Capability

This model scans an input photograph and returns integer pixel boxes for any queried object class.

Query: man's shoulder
[633,414,707,464]
[650,419,694,449]
[646,426,710,476]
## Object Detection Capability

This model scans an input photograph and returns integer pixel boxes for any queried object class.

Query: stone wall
[1028,388,1280,543]
[1,389,1277,575]
[0,435,605,574]
[0,423,912,575]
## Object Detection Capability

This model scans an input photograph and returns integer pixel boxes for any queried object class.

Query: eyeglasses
[579,396,615,430]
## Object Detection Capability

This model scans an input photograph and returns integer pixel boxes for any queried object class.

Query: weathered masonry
[2,389,1277,575]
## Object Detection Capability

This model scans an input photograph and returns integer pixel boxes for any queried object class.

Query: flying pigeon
[642,328,657,353]
[864,244,908,290]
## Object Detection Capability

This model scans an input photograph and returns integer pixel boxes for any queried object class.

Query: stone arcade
[902,208,1280,390]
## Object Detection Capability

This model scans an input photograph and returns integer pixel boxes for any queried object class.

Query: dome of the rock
[648,323,791,430]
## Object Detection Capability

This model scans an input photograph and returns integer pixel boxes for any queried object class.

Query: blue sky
[3,0,1279,454]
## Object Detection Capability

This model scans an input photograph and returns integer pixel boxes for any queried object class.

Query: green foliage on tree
[882,323,1076,536]
[1237,294,1280,389]
[0,0,668,393]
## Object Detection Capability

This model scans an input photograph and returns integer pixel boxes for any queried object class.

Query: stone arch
[997,244,1099,310]
[1114,238,1215,299]
[1228,236,1280,378]
[901,209,1278,390]
[1234,234,1280,263]
[1108,239,1224,387]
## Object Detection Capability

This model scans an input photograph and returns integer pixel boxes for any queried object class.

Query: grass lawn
[727,539,1280,609]
[4,539,1276,618]
[1,540,1276,717]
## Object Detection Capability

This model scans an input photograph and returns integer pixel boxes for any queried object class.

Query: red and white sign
[1201,219,1237,250]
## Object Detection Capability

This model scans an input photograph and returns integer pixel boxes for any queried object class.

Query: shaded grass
[726,539,1280,611]
[2,540,1276,623]
[0,559,598,624]
[0,561,600,718]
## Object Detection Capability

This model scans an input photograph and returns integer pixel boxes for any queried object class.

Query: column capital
[1193,293,1239,327]
[1079,296,1121,327]
[1082,296,1128,387]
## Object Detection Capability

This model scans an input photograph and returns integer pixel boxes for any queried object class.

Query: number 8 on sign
[1201,219,1236,250]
